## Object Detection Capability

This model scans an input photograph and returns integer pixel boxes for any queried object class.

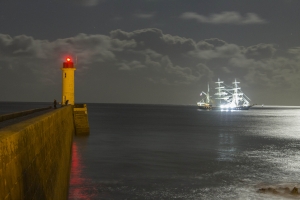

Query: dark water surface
[1,102,300,199]
[69,104,300,199]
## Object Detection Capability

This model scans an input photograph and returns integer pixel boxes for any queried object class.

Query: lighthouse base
[73,104,90,135]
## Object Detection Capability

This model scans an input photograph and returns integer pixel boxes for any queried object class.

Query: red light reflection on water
[68,141,92,199]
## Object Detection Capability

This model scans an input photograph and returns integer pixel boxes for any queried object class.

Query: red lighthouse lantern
[63,57,74,68]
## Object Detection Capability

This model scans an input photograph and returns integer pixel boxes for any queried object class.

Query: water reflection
[218,131,236,161]
[69,137,95,199]
[217,112,236,161]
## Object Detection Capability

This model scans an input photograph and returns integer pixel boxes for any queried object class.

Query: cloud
[118,60,147,70]
[74,0,105,6]
[244,43,277,60]
[0,34,49,58]
[180,11,267,25]
[288,47,300,54]
[109,28,204,84]
[196,41,214,50]
[241,57,300,89]
[204,38,227,47]
[189,43,241,60]
[0,33,133,84]
[186,37,300,91]
[288,47,300,60]
[133,13,156,19]
[0,29,295,90]
[110,28,196,57]
[0,29,203,88]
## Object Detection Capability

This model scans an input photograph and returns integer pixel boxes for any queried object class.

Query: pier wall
[0,106,74,199]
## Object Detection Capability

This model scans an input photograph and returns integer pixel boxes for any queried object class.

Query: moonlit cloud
[0,29,298,89]
[288,47,300,60]
[180,11,267,25]
[74,0,105,6]
[118,60,147,70]
[134,13,156,19]
[244,44,277,60]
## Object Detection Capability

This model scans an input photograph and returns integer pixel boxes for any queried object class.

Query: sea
[1,102,300,199]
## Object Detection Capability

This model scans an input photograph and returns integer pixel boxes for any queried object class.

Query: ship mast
[206,83,210,104]
[232,79,240,107]
[215,78,227,105]
[212,78,251,109]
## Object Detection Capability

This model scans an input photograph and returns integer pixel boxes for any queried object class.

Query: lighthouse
[61,56,90,135]
[61,57,76,105]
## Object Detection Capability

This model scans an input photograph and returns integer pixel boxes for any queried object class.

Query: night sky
[1,0,300,105]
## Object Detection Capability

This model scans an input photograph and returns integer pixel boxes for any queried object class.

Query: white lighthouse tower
[61,57,76,105]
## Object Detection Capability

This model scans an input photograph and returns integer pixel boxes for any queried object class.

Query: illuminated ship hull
[197,103,212,110]
[212,105,252,110]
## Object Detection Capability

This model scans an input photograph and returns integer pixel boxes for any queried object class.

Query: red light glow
[66,57,71,62]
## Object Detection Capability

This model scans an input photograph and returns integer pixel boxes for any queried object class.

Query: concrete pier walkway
[0,107,53,129]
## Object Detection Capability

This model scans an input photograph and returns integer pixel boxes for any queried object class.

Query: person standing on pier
[54,99,57,109]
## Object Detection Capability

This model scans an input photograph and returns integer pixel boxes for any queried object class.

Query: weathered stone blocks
[0,106,74,200]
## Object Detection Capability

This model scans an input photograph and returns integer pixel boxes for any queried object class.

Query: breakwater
[0,106,74,199]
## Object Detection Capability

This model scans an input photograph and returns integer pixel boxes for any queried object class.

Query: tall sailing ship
[197,79,252,110]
